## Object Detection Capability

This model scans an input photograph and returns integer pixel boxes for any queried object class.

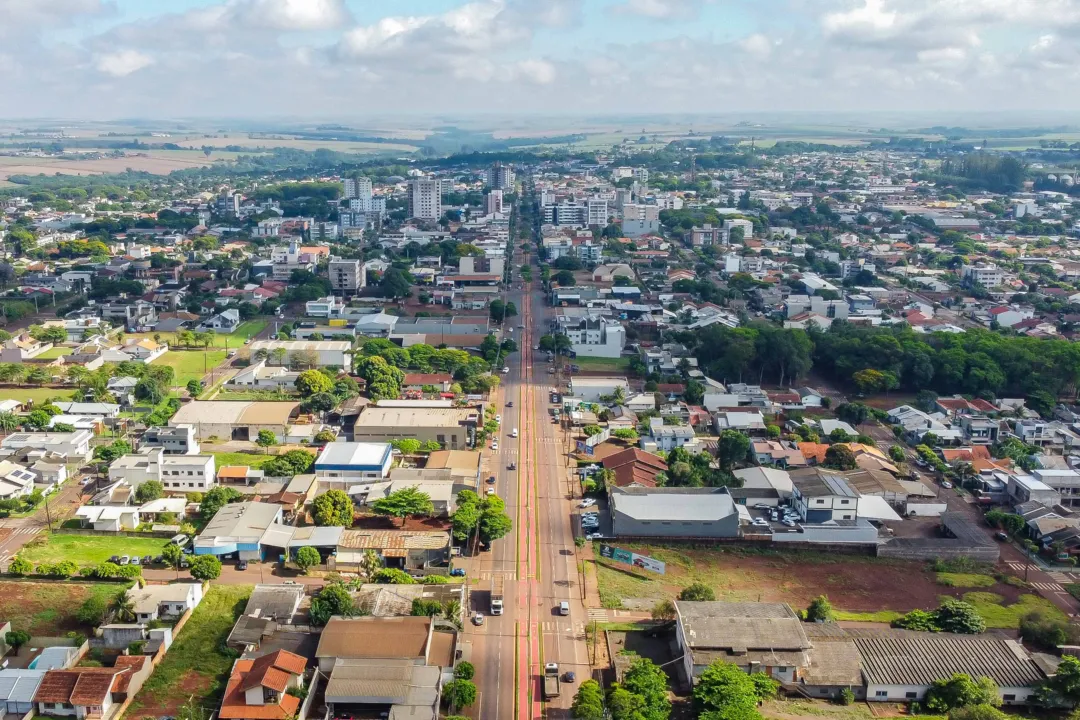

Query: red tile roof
[602,448,668,488]
[219,651,306,720]
[403,373,453,386]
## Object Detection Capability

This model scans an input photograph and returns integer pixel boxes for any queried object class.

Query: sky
[3,0,1080,120]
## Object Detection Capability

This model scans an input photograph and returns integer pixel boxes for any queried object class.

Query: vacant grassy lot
[128,585,252,718]
[572,356,632,373]
[592,544,1037,623]
[210,451,280,469]
[213,389,299,401]
[762,698,881,720]
[0,388,77,404]
[152,350,228,386]
[0,581,125,635]
[36,347,72,359]
[127,320,267,350]
[18,533,169,566]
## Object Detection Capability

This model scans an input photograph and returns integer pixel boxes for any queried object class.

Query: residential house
[218,650,308,720]
[0,431,93,462]
[32,660,151,720]
[74,505,141,531]
[752,441,807,469]
[789,468,859,522]
[201,308,241,332]
[0,334,53,362]
[128,583,204,623]
[107,449,216,493]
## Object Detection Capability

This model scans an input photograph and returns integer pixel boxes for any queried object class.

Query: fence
[54,527,177,540]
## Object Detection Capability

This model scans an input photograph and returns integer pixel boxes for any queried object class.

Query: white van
[511,428,518,438]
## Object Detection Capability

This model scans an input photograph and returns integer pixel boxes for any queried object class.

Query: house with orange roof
[218,650,307,720]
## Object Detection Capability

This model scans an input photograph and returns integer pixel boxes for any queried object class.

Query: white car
[486,487,496,496]
[579,498,597,508]
[533,345,540,351]
[501,366,510,374]
[511,428,518,438]
[585,533,604,541]
[491,441,499,451]
[496,415,502,424]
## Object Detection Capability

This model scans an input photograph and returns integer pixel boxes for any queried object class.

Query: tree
[679,582,716,601]
[554,269,576,286]
[935,598,986,634]
[888,445,906,463]
[188,555,222,581]
[1042,654,1080,704]
[893,608,940,632]
[392,438,422,455]
[314,429,337,444]
[835,402,871,427]
[948,705,1009,720]
[256,429,277,452]
[716,430,750,471]
[77,595,109,625]
[309,583,357,626]
[380,267,412,298]
[571,679,606,720]
[622,657,671,720]
[186,379,203,397]
[0,412,19,432]
[824,444,857,470]
[312,489,355,527]
[454,661,475,680]
[478,508,513,545]
[926,674,999,712]
[609,684,649,720]
[372,567,415,584]
[371,487,434,526]
[262,449,316,476]
[443,679,478,710]
[134,480,164,503]
[694,661,761,720]
[296,369,334,396]
[7,556,32,576]
[5,630,29,651]
[200,486,243,520]
[162,543,183,570]
[110,590,136,622]
[1019,609,1080,650]
[652,599,677,621]
[294,546,321,573]
[805,595,835,623]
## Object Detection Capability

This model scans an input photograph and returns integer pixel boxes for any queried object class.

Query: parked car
[450,568,466,577]
[109,555,121,564]
[486,487,496,496]
[579,498,597,508]
[119,555,130,565]
[142,555,153,565]
[995,531,1009,541]
[130,556,141,566]
[496,414,502,424]
[585,533,604,541]
[472,613,485,626]
[488,475,497,484]
[237,560,248,570]
[941,481,954,489]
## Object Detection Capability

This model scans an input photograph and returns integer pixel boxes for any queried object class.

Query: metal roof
[612,487,736,523]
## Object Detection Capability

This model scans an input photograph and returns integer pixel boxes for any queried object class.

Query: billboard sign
[599,544,666,574]
[577,428,611,456]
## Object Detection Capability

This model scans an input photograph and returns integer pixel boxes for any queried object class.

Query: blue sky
[4,0,1080,119]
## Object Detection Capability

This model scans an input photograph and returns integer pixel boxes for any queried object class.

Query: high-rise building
[217,191,241,216]
[407,179,442,220]
[487,163,515,190]
[632,167,650,185]
[344,177,373,201]
[485,190,504,215]
[329,256,364,294]
[438,178,455,196]
[587,199,608,227]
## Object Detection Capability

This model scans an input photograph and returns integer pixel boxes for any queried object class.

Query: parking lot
[747,503,802,532]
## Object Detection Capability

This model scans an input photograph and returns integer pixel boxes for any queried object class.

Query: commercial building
[407,179,442,220]
[568,376,631,403]
[485,190,504,215]
[558,314,626,359]
[621,204,659,237]
[195,501,284,559]
[610,487,740,539]
[313,442,394,490]
[168,401,301,442]
[329,256,365,295]
[351,406,481,449]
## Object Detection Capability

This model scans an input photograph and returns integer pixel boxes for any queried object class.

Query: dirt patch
[132,670,210,719]
[595,545,1025,614]
[351,515,451,531]
[0,581,120,635]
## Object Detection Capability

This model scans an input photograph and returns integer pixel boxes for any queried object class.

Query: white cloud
[95,49,154,77]
[609,0,702,20]
[739,33,774,59]
[515,59,556,84]
[236,0,349,30]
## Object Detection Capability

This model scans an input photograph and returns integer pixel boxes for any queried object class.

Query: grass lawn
[0,581,125,635]
[126,319,268,350]
[936,572,996,588]
[213,389,299,401]
[153,350,228,386]
[18,533,169,566]
[762,699,878,720]
[36,347,72,359]
[128,585,252,717]
[833,610,905,623]
[961,591,1066,629]
[210,451,279,469]
[573,356,631,372]
[0,387,77,404]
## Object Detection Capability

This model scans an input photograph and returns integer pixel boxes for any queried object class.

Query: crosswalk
[1007,562,1028,573]
[1031,582,1066,592]
[540,620,586,635]
[586,608,608,622]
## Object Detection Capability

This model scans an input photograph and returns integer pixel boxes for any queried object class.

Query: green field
[128,585,252,717]
[572,356,632,372]
[0,388,77,405]
[126,319,268,350]
[17,533,170,566]
[153,350,228,386]
[210,451,280,469]
[36,347,72,359]
[0,581,126,635]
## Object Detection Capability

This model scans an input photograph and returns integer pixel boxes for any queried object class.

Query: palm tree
[0,412,18,433]
[611,386,627,406]
[358,549,382,579]
[109,590,136,622]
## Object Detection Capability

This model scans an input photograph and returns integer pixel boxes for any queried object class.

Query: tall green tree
[312,489,355,527]
[371,487,434,526]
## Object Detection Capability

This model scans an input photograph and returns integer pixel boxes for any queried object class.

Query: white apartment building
[587,199,609,227]
[108,448,217,493]
[344,176,373,201]
[407,179,442,220]
[632,167,649,185]
[723,218,754,242]
[270,240,316,281]
[488,163,515,190]
[560,315,627,359]
[309,221,340,241]
[962,263,1005,288]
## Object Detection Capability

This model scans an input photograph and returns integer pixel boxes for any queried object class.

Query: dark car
[142,555,153,565]
[109,555,121,564]
[237,560,249,570]
[487,475,497,484]
[449,568,466,577]
[563,671,576,683]
[506,401,514,407]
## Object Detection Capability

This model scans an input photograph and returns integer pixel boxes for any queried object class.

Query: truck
[543,663,561,699]
[490,575,504,615]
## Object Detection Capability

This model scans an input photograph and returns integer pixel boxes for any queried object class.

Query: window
[906,692,917,699]
[1003,695,1015,702]
[842,514,853,520]
[875,691,888,698]
[777,666,788,672]
[839,499,850,505]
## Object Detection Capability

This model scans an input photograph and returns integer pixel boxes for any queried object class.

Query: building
[610,487,740,538]
[218,650,308,720]
[344,176,373,201]
[141,425,200,455]
[33,661,151,720]
[485,190,503,215]
[74,505,142,531]
[558,314,626,359]
[128,583,204,623]
[621,204,659,237]
[568,376,630,403]
[675,601,811,685]
[0,431,93,462]
[195,502,284,559]
[107,448,216,493]
[407,179,442,220]
[789,468,859,521]
[328,256,365,295]
[602,447,668,489]
[351,406,480,449]
[313,442,394,490]
[962,263,1005,289]
[587,198,608,226]
[168,401,301,442]
[487,163,515,190]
